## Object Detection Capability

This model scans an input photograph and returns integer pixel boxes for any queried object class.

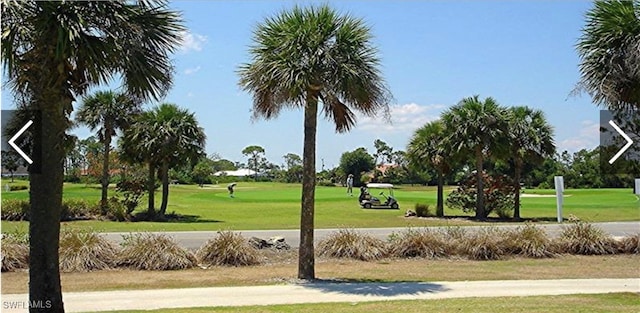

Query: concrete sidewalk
[2,278,638,312]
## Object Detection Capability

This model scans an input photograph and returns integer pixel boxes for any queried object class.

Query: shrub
[1,235,29,272]
[505,224,554,258]
[9,185,28,191]
[458,228,508,260]
[117,233,196,270]
[196,231,260,267]
[554,221,617,255]
[317,180,336,187]
[414,203,431,217]
[389,228,449,258]
[2,199,100,221]
[617,234,640,254]
[1,199,29,221]
[59,229,119,272]
[61,199,100,221]
[105,197,131,222]
[317,229,388,261]
[446,172,515,219]
[115,172,148,215]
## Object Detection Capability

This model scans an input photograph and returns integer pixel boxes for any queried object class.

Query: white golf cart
[359,183,399,209]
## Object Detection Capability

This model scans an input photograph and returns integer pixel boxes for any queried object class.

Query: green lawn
[103,293,640,313]
[1,180,638,233]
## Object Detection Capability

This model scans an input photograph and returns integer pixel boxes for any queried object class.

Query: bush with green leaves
[115,169,148,216]
[117,233,196,270]
[2,199,101,221]
[554,221,617,255]
[1,199,30,221]
[389,228,449,258]
[59,229,119,272]
[196,231,260,267]
[317,228,388,261]
[1,233,29,272]
[61,199,100,220]
[446,172,515,219]
[505,224,555,258]
[9,185,28,191]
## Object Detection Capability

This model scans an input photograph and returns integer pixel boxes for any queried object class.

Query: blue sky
[1,1,601,169]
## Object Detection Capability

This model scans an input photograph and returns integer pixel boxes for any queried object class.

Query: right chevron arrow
[608,120,633,164]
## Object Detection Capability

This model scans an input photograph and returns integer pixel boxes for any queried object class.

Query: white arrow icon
[608,120,633,164]
[8,120,33,164]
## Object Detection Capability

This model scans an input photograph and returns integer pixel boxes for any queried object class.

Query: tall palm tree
[76,90,141,215]
[507,106,556,220]
[238,4,391,279]
[121,103,205,218]
[1,1,183,311]
[576,0,640,112]
[441,96,509,220]
[407,120,453,217]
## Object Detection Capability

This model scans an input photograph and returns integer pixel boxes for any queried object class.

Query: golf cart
[359,183,399,209]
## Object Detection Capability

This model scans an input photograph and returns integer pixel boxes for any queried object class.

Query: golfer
[227,183,236,198]
[346,174,354,196]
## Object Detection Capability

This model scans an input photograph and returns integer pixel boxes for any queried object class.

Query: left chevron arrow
[8,120,33,164]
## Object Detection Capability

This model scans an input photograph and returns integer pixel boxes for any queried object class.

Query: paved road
[102,222,640,250]
[2,278,638,312]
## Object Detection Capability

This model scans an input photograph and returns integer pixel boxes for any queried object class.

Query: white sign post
[554,176,564,223]
[635,179,640,196]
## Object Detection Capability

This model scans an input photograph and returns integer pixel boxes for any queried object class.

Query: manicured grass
[2,255,638,293]
[1,181,638,233]
[101,293,640,313]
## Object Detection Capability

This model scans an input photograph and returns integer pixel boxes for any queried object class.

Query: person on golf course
[346,174,354,196]
[227,183,236,198]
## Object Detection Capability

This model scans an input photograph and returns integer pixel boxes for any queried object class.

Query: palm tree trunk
[147,162,156,218]
[159,161,170,217]
[475,147,485,220]
[29,99,65,312]
[298,91,318,280]
[100,131,111,215]
[436,169,444,217]
[514,158,522,220]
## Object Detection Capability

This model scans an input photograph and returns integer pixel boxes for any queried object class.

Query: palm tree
[441,96,509,220]
[576,0,640,112]
[238,4,391,279]
[407,120,453,217]
[121,103,205,218]
[76,90,141,215]
[507,106,556,220]
[1,1,183,310]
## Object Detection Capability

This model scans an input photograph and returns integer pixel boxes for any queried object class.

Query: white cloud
[357,103,444,133]
[178,31,207,53]
[187,92,194,98]
[184,66,201,75]
[558,120,599,152]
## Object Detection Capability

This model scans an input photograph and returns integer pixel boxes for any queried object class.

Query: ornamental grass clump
[617,233,640,254]
[1,234,29,272]
[555,221,617,255]
[389,228,449,259]
[458,228,508,260]
[196,231,260,267]
[318,228,388,261]
[117,233,196,270]
[505,224,555,258]
[59,229,119,272]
